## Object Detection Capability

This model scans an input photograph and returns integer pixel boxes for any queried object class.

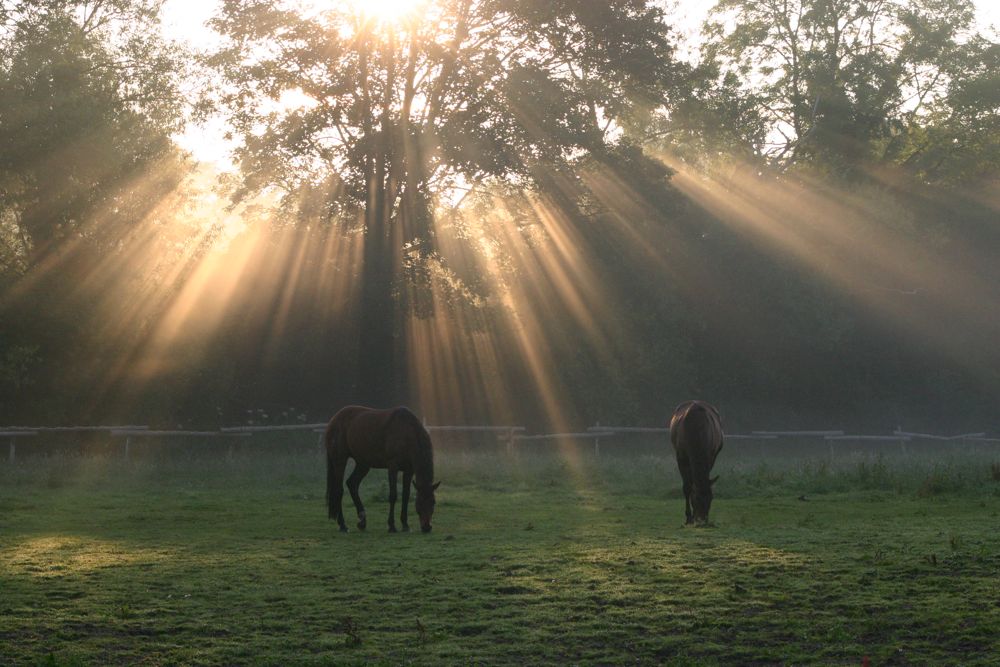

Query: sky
[161,0,1000,38]
[162,0,1000,165]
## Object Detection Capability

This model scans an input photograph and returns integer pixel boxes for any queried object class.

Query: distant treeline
[1,0,998,432]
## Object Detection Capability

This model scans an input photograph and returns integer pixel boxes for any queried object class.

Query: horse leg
[678,457,694,525]
[331,460,349,533]
[387,466,399,533]
[346,463,370,530]
[400,470,412,532]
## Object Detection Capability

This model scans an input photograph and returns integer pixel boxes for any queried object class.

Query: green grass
[2,446,1000,665]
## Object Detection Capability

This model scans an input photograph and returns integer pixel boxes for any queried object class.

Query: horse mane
[388,407,434,487]
[414,425,435,488]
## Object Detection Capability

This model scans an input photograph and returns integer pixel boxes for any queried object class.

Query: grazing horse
[325,405,440,533]
[669,400,724,525]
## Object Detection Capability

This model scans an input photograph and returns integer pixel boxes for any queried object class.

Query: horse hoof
[357,522,366,531]
[339,526,348,533]
[401,524,409,532]
[388,525,398,533]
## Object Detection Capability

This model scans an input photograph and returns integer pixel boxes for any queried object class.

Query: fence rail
[3,420,997,462]
[588,426,667,434]
[2,426,152,462]
[221,424,327,433]
[111,430,252,437]
[429,425,526,433]
[589,426,781,441]
[752,430,845,437]
[893,430,985,441]
[825,435,910,441]
[2,425,149,432]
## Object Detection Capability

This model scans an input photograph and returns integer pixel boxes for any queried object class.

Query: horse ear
[710,475,719,486]
[432,481,441,491]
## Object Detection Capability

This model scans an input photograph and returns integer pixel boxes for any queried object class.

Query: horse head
[691,476,718,525]
[414,480,441,533]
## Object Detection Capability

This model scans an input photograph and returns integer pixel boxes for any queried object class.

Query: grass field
[2,442,1000,665]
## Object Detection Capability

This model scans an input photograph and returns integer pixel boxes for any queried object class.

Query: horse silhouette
[325,406,439,533]
[669,400,724,525]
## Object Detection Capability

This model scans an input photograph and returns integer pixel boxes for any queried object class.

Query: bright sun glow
[342,0,423,23]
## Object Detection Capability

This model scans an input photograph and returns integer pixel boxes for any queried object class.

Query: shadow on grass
[2,449,999,663]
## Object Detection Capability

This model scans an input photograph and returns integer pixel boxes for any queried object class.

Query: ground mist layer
[2,446,999,665]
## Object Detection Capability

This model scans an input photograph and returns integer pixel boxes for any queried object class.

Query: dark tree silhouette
[208,0,680,405]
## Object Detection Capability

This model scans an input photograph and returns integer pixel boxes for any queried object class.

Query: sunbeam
[660,151,1000,375]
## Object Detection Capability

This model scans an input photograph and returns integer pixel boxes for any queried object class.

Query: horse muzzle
[421,523,432,533]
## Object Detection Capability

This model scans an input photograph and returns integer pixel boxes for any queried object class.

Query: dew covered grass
[2,441,1000,665]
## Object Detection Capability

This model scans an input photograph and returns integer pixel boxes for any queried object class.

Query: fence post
[124,436,131,460]
[505,428,514,455]
[8,438,13,463]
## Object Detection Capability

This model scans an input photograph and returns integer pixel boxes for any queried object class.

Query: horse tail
[324,418,338,518]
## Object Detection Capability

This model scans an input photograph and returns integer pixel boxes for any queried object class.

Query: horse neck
[412,431,434,488]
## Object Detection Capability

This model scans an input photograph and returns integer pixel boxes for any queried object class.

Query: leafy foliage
[207,0,680,219]
[0,0,193,416]
[0,0,997,429]
[690,0,999,181]
[0,0,188,258]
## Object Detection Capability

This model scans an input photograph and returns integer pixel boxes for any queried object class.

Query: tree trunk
[354,34,399,408]
[357,192,397,408]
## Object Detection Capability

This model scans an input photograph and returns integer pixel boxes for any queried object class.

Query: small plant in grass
[45,462,73,490]
[113,602,133,622]
[856,455,892,490]
[949,534,963,552]
[340,616,362,646]
[39,653,86,667]
[917,471,948,497]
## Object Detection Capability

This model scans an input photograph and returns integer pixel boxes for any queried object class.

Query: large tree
[208,0,680,404]
[0,0,188,267]
[700,0,998,178]
[0,0,191,419]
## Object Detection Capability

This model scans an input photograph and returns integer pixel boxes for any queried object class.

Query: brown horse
[669,400,724,525]
[325,406,440,533]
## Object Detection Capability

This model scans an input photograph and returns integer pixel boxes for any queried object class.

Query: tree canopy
[0,0,191,416]
[208,0,679,220]
[0,0,188,267]
[696,0,999,180]
[1,0,998,429]
[207,0,684,403]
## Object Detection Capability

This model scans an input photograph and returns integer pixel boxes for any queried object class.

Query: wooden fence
[2,422,997,462]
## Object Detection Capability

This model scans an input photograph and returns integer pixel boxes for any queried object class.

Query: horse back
[326,405,426,468]
[670,400,724,463]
